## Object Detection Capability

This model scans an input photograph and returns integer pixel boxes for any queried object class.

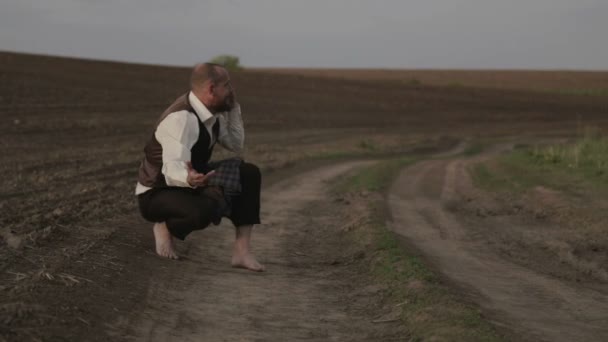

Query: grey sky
[1,0,607,69]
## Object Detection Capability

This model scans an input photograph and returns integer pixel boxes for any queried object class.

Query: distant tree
[209,55,242,71]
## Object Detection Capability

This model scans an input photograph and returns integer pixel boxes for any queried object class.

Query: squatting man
[135,63,264,272]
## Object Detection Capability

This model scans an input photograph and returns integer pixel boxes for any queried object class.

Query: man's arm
[217,103,244,153]
[155,111,199,187]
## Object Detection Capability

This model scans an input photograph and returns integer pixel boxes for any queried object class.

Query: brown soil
[2,160,414,341]
[254,68,608,92]
[388,148,608,342]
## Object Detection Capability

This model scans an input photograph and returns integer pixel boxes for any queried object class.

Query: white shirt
[135,92,244,195]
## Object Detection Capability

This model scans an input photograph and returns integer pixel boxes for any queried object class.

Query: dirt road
[388,154,608,342]
[109,160,409,341]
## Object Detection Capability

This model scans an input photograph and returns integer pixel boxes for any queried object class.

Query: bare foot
[153,223,179,260]
[232,252,265,272]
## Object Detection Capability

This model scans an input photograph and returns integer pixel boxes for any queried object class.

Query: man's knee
[240,162,261,185]
[192,197,218,228]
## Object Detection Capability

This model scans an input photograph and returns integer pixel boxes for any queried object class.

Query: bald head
[190,63,227,91]
[189,63,235,113]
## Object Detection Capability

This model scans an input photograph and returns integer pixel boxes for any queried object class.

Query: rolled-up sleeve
[217,103,244,153]
[155,111,199,187]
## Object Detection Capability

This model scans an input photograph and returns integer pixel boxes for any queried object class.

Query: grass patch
[335,159,505,341]
[470,156,545,194]
[333,157,416,193]
[463,142,484,156]
[358,139,377,151]
[374,227,436,283]
[529,131,608,180]
[472,130,608,195]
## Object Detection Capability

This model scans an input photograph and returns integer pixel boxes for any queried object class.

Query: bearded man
[135,63,263,272]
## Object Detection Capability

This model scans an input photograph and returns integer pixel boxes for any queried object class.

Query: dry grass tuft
[24,226,57,246]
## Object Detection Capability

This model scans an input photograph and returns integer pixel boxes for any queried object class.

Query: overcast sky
[1,0,607,69]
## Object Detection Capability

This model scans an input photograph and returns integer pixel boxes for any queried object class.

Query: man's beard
[213,93,235,113]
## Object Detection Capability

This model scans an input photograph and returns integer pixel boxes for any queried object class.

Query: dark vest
[138,93,219,188]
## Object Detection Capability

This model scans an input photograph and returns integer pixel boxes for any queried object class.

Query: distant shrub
[209,55,243,71]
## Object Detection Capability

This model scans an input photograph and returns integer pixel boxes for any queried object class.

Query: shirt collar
[188,91,214,123]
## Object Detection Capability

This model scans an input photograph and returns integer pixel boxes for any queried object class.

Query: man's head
[190,63,235,113]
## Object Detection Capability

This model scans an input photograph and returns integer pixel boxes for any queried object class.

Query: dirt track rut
[388,157,608,342]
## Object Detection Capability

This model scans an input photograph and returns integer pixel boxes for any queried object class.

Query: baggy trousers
[138,162,261,240]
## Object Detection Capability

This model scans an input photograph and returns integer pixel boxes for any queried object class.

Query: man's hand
[226,89,237,111]
[186,161,215,188]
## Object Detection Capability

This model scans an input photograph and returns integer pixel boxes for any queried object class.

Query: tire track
[388,157,608,342]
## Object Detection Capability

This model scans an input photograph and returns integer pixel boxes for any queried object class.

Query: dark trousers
[138,162,261,240]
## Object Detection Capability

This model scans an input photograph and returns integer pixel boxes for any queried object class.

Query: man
[135,63,264,272]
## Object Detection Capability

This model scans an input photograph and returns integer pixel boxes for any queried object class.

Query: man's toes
[250,262,265,272]
[156,245,179,260]
[232,255,265,272]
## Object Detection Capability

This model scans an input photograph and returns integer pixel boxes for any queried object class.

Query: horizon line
[2,49,607,73]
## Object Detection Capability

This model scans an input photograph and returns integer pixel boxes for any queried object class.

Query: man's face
[211,70,235,113]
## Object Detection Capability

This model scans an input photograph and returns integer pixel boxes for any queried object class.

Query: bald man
[135,63,264,272]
